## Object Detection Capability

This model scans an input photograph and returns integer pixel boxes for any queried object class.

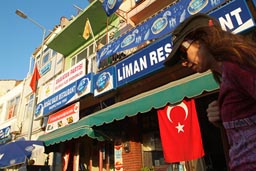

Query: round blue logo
[77,77,89,95]
[151,17,168,34]
[121,34,135,48]
[35,103,43,117]
[107,0,117,9]
[96,72,110,92]
[188,0,208,15]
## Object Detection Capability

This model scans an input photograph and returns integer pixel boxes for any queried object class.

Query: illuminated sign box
[93,66,116,97]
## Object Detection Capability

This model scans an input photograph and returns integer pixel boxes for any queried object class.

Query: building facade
[1,0,255,171]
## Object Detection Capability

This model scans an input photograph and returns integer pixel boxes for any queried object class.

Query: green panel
[38,72,219,146]
[47,0,117,56]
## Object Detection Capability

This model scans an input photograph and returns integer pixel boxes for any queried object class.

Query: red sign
[45,102,79,133]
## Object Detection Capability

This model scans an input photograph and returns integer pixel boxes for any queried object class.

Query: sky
[0,1,90,80]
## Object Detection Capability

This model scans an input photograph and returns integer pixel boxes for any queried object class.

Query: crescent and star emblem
[166,102,188,133]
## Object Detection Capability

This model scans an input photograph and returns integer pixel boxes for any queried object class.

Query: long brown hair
[187,26,256,69]
[186,26,256,83]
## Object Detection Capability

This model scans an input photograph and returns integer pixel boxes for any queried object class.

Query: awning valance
[38,71,219,146]
[80,71,219,126]
[38,126,105,146]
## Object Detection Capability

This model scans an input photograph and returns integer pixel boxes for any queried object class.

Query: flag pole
[87,18,98,49]
[28,29,44,140]
[28,76,38,140]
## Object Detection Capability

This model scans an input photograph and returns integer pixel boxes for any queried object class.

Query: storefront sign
[93,66,116,96]
[45,102,79,133]
[0,126,10,139]
[209,0,255,33]
[96,0,226,66]
[114,145,123,171]
[116,35,172,87]
[54,59,86,92]
[35,73,93,119]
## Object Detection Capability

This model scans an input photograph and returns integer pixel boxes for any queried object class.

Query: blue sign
[94,66,116,96]
[116,35,172,87]
[253,0,256,8]
[0,126,10,139]
[35,73,93,119]
[102,0,123,16]
[40,62,51,75]
[209,0,255,33]
[97,0,226,67]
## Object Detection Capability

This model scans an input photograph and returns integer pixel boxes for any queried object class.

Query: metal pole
[16,9,46,140]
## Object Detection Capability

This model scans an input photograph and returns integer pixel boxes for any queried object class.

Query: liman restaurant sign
[209,0,255,33]
[116,35,171,87]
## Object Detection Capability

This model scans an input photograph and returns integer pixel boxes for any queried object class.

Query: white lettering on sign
[219,8,242,31]
[54,59,85,92]
[118,56,147,81]
[210,0,221,6]
[117,43,172,82]
[149,43,172,66]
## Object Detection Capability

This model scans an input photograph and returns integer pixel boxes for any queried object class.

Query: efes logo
[151,17,168,35]
[35,103,43,117]
[107,0,117,10]
[96,72,110,92]
[121,34,135,48]
[100,47,109,58]
[77,77,89,95]
[188,0,208,15]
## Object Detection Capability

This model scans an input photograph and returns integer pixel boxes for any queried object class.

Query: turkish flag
[157,99,204,162]
[30,64,41,93]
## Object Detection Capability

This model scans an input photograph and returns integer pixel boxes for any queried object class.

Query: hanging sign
[93,66,116,96]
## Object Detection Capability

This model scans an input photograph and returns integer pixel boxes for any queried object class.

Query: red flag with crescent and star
[157,99,204,162]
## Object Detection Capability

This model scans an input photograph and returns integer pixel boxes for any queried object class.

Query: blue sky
[0,1,90,80]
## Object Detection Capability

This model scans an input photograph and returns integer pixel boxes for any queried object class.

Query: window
[71,43,98,74]
[77,49,87,63]
[6,95,20,120]
[24,94,34,119]
[42,51,50,66]
[71,48,87,66]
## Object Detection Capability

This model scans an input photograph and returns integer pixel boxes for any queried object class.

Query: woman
[164,13,256,171]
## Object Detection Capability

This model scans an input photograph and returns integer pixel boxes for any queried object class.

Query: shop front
[39,1,256,170]
[37,72,229,171]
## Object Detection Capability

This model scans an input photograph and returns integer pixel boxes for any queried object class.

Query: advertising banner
[97,0,226,66]
[35,73,93,119]
[45,102,80,133]
[0,126,10,139]
[114,145,123,171]
[54,59,86,92]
